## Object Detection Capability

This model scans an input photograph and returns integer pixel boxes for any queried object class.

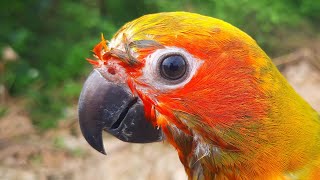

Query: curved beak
[78,70,163,154]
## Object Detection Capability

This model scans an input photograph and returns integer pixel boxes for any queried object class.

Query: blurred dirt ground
[0,47,320,180]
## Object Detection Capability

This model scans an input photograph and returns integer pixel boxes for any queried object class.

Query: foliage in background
[0,0,319,130]
[0,0,117,129]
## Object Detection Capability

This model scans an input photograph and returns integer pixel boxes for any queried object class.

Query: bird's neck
[163,124,247,179]
[163,111,320,179]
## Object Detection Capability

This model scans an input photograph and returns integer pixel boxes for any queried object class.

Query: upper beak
[78,69,163,154]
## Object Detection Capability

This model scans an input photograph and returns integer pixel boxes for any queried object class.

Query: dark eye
[160,55,187,80]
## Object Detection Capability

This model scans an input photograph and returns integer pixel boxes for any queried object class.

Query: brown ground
[0,48,320,180]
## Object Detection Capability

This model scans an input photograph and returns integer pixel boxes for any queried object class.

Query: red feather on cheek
[157,40,268,129]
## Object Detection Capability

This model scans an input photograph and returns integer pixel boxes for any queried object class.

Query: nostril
[108,67,116,75]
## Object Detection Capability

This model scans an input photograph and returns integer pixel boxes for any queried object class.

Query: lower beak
[78,69,163,154]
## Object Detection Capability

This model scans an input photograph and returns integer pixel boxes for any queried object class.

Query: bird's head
[78,12,320,179]
[79,12,275,156]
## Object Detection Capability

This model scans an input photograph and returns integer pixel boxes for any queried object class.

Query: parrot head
[79,12,320,178]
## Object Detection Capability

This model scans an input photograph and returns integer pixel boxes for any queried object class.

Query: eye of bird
[141,47,202,91]
[160,54,187,80]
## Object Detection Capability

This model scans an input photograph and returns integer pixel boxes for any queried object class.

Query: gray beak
[78,69,163,154]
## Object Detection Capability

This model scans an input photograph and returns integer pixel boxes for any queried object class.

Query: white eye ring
[140,47,203,91]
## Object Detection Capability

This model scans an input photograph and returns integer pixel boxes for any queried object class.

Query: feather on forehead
[87,33,165,67]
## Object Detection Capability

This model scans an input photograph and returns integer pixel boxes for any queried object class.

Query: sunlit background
[1,0,320,179]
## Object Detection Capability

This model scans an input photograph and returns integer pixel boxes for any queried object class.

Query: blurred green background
[1,0,319,130]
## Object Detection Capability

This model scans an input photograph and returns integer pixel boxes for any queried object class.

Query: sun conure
[78,12,320,179]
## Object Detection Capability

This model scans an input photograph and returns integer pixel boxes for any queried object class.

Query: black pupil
[160,55,186,80]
